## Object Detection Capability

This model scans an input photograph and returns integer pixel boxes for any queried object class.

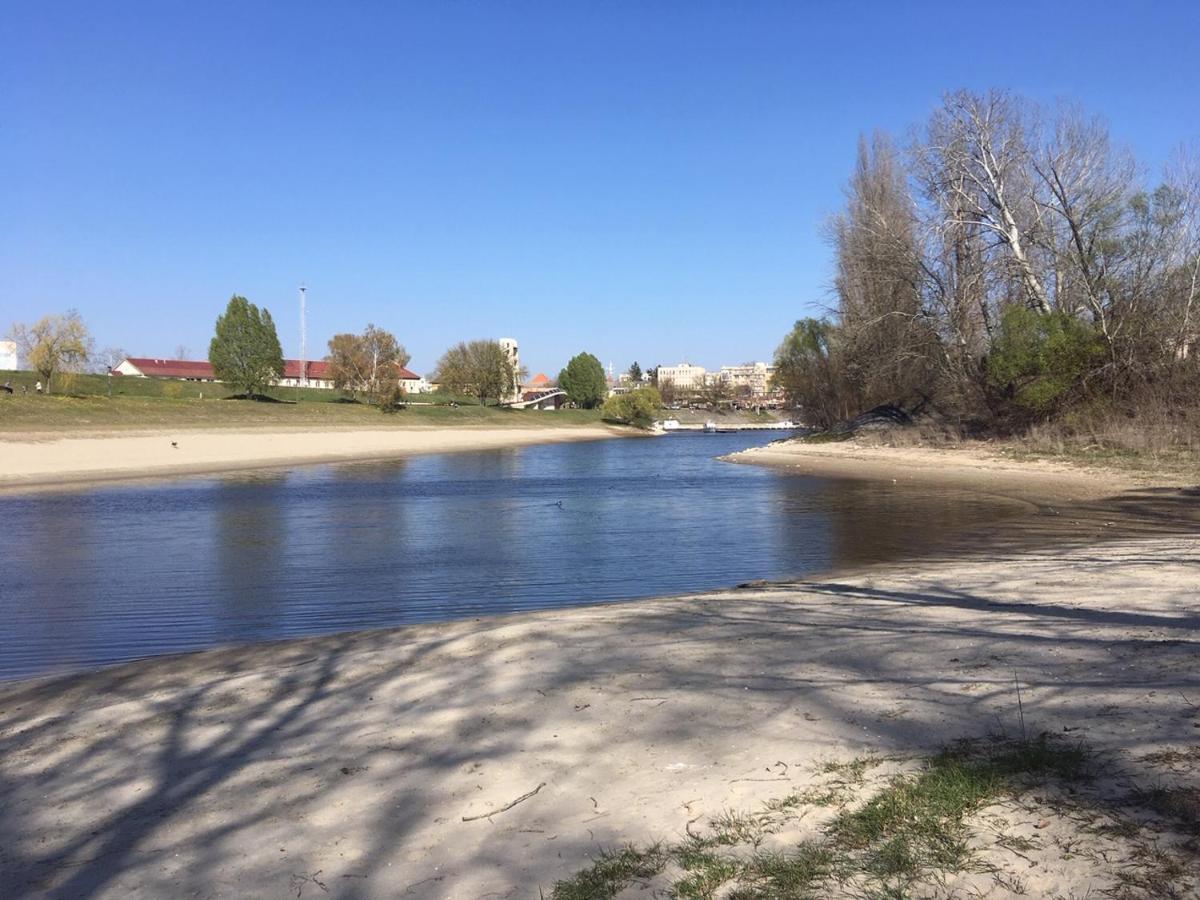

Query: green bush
[602,387,662,429]
[986,306,1105,416]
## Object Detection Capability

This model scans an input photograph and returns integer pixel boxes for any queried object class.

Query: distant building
[276,360,337,390]
[656,361,707,391]
[115,358,220,382]
[403,370,433,393]
[527,372,551,388]
[0,340,19,371]
[499,337,521,402]
[114,357,429,393]
[719,362,776,397]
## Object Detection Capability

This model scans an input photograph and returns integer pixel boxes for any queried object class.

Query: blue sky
[3,2,1198,378]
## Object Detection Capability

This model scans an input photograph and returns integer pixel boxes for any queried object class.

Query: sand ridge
[0,424,633,492]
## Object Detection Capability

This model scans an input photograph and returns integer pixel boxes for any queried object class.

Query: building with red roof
[115,357,427,392]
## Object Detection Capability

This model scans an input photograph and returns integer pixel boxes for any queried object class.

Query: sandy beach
[0,424,632,491]
[722,437,1187,504]
[1,444,1197,898]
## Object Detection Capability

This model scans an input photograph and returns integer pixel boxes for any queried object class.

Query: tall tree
[772,318,856,429]
[433,339,518,405]
[326,324,411,404]
[326,333,371,401]
[558,352,608,408]
[833,132,934,410]
[917,90,1051,315]
[208,295,284,398]
[628,361,643,382]
[8,310,93,395]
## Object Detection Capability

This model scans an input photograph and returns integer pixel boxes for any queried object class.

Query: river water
[0,432,1029,680]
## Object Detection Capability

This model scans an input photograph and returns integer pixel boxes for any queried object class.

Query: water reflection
[214,473,289,642]
[0,433,1027,680]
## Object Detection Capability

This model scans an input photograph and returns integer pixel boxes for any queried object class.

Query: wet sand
[1,450,1197,897]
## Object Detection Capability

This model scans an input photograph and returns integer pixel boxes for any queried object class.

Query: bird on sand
[171,441,178,449]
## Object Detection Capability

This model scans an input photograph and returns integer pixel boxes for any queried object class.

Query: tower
[499,337,520,402]
[298,284,308,387]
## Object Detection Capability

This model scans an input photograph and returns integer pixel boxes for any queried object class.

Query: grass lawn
[0,370,606,433]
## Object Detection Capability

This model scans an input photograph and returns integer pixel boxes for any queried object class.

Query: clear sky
[3,2,1198,378]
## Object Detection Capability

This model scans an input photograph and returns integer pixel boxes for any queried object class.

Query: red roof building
[114,358,217,380]
[114,356,425,391]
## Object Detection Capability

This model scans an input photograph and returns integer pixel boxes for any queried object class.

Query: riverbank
[723,436,1193,505]
[2,515,1197,897]
[0,424,633,491]
[0,390,607,432]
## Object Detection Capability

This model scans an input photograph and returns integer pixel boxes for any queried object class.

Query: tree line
[774,89,1200,438]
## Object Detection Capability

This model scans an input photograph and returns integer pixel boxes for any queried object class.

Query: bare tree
[8,310,93,394]
[326,325,410,404]
[832,132,935,409]
[916,90,1051,315]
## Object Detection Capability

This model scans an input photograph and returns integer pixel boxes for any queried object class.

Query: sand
[0,425,632,491]
[723,437,1180,503]
[1,443,1197,898]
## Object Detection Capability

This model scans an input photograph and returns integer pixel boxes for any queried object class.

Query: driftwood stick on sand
[462,782,547,822]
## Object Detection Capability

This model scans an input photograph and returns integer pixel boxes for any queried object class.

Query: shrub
[986,306,1106,417]
[602,387,662,428]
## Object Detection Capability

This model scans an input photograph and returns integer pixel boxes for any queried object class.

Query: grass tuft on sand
[548,734,1197,899]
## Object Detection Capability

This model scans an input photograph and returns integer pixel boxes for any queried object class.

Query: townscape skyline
[4,2,1198,377]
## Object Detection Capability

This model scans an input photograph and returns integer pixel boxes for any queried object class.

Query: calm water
[0,433,1028,680]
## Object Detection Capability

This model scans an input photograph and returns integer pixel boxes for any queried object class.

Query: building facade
[114,357,430,393]
[499,337,522,402]
[656,362,707,391]
[718,362,776,397]
[0,340,19,371]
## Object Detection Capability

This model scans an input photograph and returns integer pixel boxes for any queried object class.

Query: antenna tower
[299,284,308,387]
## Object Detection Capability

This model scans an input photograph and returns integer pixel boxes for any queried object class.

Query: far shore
[0,423,635,492]
[723,436,1194,505]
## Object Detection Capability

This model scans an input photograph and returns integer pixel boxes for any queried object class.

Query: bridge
[505,389,568,410]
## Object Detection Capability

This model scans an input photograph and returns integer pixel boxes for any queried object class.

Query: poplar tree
[208,296,284,398]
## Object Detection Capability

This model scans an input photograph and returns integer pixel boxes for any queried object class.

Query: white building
[0,340,18,371]
[499,337,521,402]
[719,362,776,397]
[656,361,707,391]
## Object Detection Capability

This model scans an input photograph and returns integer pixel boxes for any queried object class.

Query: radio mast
[299,284,308,387]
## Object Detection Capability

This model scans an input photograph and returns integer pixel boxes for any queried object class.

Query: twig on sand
[1014,672,1027,744]
[290,870,328,896]
[462,782,547,822]
[1181,692,1199,711]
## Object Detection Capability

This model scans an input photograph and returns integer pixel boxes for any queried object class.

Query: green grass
[826,739,1086,885]
[548,736,1096,900]
[548,845,668,900]
[0,369,607,433]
